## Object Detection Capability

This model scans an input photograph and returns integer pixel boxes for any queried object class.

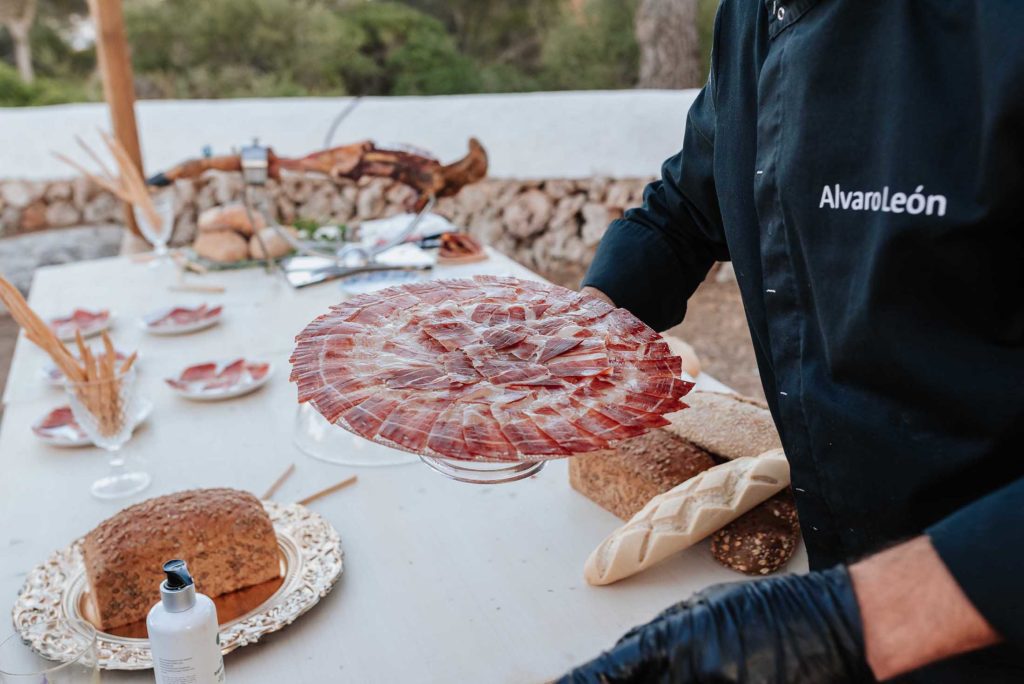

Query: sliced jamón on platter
[289,275,692,462]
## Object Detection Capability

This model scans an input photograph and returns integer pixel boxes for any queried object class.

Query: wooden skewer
[169,283,227,294]
[261,463,296,500]
[297,475,358,506]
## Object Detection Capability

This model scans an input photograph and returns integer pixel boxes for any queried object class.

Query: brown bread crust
[664,390,782,460]
[82,488,280,630]
[569,429,716,520]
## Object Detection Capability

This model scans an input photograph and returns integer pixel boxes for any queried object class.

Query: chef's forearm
[849,536,999,680]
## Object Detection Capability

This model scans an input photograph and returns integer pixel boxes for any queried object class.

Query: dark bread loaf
[710,490,800,575]
[82,488,281,630]
[569,429,717,520]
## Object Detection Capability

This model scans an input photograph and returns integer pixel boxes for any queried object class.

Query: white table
[0,250,806,683]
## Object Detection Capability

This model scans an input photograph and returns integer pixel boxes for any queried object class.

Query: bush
[125,0,368,98]
[538,0,640,91]
[0,60,89,106]
[342,3,480,96]
[0,62,36,105]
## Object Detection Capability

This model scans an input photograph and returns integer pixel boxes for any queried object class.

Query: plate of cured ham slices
[140,304,223,335]
[290,275,692,481]
[48,309,111,342]
[166,359,272,401]
[33,400,153,448]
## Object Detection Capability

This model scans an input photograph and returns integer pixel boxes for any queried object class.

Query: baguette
[663,390,781,460]
[584,448,790,586]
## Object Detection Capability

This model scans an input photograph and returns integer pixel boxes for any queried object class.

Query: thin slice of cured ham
[378,399,445,451]
[421,320,481,351]
[462,404,519,460]
[341,392,405,439]
[492,405,570,456]
[482,325,529,350]
[426,404,471,460]
[527,407,606,453]
[291,275,691,462]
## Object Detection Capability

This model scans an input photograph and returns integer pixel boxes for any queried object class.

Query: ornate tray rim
[11,501,343,670]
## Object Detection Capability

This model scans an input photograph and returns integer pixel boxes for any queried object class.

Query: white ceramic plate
[139,304,223,335]
[165,359,272,401]
[32,399,153,448]
[49,309,112,342]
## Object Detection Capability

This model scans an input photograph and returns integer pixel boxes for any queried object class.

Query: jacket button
[777,6,786,19]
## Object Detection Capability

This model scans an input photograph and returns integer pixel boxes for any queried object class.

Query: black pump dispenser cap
[162,559,194,590]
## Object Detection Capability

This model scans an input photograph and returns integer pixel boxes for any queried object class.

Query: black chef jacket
[582,1,1024,680]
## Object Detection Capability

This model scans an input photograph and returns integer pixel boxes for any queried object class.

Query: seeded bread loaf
[663,390,782,460]
[82,488,281,630]
[569,429,716,520]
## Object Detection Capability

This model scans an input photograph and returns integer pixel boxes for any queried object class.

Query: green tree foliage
[341,3,480,96]
[0,58,89,105]
[0,0,718,106]
[124,0,369,98]
[539,0,640,91]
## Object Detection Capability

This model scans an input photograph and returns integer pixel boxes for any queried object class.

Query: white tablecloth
[0,250,805,683]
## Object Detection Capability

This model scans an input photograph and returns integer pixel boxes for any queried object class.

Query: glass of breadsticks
[0,277,150,499]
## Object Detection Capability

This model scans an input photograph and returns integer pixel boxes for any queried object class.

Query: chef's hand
[558,565,874,684]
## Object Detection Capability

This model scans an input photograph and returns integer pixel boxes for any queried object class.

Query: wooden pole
[88,0,143,237]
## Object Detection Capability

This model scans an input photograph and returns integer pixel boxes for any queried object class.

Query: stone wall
[0,174,652,287]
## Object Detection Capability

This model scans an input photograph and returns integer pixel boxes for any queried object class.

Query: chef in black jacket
[560,2,1023,683]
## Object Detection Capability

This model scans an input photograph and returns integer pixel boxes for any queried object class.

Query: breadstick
[119,351,138,374]
[0,277,84,381]
[52,153,132,203]
[584,449,790,586]
[100,131,161,231]
[75,134,117,180]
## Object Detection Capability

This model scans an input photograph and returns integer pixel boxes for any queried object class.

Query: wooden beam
[88,0,143,237]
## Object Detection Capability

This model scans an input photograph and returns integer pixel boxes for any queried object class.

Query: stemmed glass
[65,367,151,499]
[0,621,98,683]
[133,191,175,265]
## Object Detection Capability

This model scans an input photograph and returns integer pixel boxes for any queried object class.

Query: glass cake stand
[294,404,545,482]
[292,403,418,467]
[419,456,545,484]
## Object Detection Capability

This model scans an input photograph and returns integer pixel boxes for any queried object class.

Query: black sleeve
[926,476,1024,647]
[581,73,729,332]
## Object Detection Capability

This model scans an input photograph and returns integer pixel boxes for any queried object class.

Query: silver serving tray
[12,501,343,670]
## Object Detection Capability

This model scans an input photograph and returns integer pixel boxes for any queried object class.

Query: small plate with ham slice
[41,348,131,387]
[165,358,272,401]
[32,400,153,448]
[48,309,111,342]
[140,304,223,335]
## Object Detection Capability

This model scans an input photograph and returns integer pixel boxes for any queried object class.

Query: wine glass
[64,367,151,499]
[0,621,99,683]
[133,191,175,264]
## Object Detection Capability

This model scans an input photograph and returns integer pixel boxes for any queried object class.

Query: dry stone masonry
[0,173,651,287]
